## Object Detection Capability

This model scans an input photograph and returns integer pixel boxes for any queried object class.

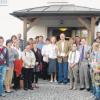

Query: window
[0,0,7,6]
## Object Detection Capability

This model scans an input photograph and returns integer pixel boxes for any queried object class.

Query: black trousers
[23,68,33,89]
[32,65,40,83]
[42,62,49,80]
[32,71,39,84]
[13,71,20,89]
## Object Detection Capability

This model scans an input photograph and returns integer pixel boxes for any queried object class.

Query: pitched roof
[11,4,100,18]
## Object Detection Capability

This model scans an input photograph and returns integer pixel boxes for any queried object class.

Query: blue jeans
[95,86,100,99]
[0,65,7,95]
[58,62,68,83]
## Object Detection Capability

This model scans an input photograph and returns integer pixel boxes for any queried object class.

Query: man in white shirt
[68,43,80,90]
[42,39,50,63]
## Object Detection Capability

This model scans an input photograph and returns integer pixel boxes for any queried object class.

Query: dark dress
[32,48,43,83]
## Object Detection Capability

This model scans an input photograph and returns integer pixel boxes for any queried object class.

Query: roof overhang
[11,11,100,17]
[10,4,100,20]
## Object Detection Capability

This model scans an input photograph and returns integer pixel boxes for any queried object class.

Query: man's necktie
[81,46,84,61]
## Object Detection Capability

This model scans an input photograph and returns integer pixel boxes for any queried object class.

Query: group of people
[0,32,100,100]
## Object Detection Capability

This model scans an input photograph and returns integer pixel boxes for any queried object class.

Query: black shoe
[58,81,62,84]
[13,86,20,90]
[24,88,28,91]
[63,82,67,85]
[29,87,34,90]
[86,88,90,91]
[5,91,13,93]
[80,88,85,90]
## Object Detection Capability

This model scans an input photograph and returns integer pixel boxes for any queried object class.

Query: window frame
[0,0,8,6]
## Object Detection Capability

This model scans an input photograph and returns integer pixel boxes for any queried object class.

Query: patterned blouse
[0,46,9,66]
[93,51,100,86]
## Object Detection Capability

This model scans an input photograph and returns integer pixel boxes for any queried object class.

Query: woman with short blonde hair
[48,36,57,82]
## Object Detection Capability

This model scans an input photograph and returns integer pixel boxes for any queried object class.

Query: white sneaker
[50,80,53,83]
[54,80,57,83]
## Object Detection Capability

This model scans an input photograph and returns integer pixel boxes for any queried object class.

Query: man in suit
[79,37,91,91]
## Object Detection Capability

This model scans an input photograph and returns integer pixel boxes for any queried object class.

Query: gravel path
[0,80,95,100]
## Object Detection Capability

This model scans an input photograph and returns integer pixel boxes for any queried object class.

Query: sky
[0,0,100,40]
[9,0,100,11]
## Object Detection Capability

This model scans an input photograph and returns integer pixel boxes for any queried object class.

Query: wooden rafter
[78,17,91,31]
[23,18,28,44]
[77,16,99,44]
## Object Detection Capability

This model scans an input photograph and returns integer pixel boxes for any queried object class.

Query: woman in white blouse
[48,36,57,83]
[22,43,36,90]
[68,43,80,90]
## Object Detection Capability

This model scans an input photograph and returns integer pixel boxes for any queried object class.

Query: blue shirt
[37,43,44,51]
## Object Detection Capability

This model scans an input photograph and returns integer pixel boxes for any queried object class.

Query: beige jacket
[22,50,36,68]
[56,40,69,63]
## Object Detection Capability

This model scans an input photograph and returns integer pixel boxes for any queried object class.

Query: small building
[11,3,100,44]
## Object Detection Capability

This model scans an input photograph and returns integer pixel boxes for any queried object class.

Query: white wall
[28,25,47,40]
[0,0,100,41]
[27,16,84,39]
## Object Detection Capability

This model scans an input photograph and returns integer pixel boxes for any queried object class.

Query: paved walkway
[0,80,95,100]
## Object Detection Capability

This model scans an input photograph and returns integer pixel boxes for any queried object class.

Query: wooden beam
[91,17,96,32]
[88,16,97,44]
[90,17,96,43]
[78,16,97,44]
[95,16,100,22]
[78,17,91,31]
[23,18,28,45]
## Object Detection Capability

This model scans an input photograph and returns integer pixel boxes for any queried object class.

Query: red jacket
[14,59,23,77]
